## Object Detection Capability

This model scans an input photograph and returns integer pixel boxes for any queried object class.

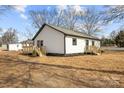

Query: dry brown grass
[0,50,124,87]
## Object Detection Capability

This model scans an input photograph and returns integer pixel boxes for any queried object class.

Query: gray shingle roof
[32,23,100,41]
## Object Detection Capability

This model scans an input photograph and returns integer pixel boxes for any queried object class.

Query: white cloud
[0,28,8,33]
[2,29,7,33]
[73,5,82,12]
[0,28,7,36]
[56,5,67,11]
[20,13,28,20]
[11,5,28,20]
[72,5,86,14]
[56,5,86,15]
[12,5,27,13]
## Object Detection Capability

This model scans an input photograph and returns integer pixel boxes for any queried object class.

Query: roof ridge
[46,23,98,38]
[32,23,100,40]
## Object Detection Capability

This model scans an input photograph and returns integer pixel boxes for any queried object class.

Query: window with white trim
[72,38,77,45]
[92,41,95,46]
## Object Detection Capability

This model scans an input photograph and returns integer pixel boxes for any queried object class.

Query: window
[86,40,89,46]
[37,40,43,47]
[40,41,43,46]
[92,41,95,46]
[72,38,77,45]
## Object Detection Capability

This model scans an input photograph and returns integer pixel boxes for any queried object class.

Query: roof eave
[32,23,101,41]
[65,34,101,41]
[32,23,46,40]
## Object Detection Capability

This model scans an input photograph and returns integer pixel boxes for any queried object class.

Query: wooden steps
[22,46,46,57]
[85,46,102,55]
[34,47,43,57]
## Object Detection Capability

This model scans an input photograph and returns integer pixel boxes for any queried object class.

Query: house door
[85,40,89,51]
[37,40,43,48]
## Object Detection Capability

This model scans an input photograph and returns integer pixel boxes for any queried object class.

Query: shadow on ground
[0,54,124,87]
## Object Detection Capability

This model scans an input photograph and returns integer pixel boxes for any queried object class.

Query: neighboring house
[32,23,101,55]
[2,43,22,51]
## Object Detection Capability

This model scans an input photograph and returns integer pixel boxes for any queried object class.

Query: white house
[2,43,22,51]
[32,23,101,55]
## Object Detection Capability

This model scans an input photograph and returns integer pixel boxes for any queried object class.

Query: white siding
[65,36,86,54]
[86,39,100,48]
[34,26,64,54]
[8,44,22,51]
[65,36,101,54]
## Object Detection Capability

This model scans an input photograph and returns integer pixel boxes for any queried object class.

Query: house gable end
[32,24,65,40]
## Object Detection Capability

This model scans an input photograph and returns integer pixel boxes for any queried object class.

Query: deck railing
[22,45,46,56]
[85,46,103,55]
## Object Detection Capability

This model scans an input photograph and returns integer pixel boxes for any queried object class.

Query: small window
[92,41,95,46]
[72,38,77,45]
[86,40,89,50]
[86,40,89,46]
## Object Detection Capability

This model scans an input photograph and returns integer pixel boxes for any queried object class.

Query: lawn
[0,50,124,87]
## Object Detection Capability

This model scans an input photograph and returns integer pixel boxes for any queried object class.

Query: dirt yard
[0,50,124,88]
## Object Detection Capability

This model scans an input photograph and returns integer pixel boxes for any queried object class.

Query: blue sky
[0,5,122,41]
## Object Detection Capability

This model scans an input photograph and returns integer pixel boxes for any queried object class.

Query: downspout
[64,34,66,56]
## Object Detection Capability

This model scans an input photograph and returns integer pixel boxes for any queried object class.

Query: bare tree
[62,6,82,30]
[29,8,57,29]
[29,6,104,36]
[0,37,2,46]
[54,8,65,26]
[22,27,34,40]
[0,28,3,35]
[2,28,18,44]
[109,30,118,45]
[0,6,10,45]
[54,6,82,30]
[104,6,124,23]
[29,10,47,29]
[29,6,82,30]
[109,30,117,40]
[80,8,103,35]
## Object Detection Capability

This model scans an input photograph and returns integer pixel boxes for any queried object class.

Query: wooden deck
[22,46,46,56]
